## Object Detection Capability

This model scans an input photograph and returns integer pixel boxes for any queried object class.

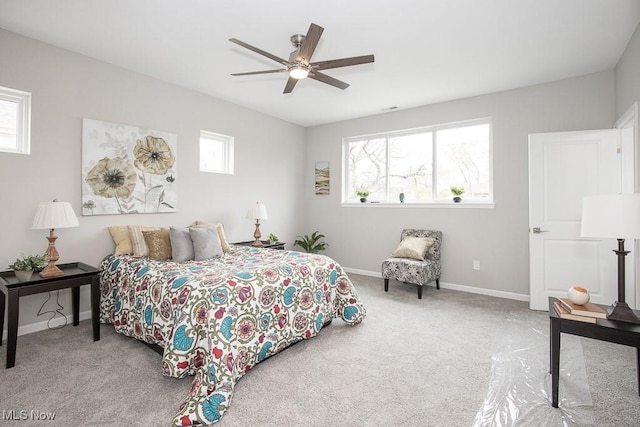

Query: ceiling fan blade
[296,23,324,64]
[309,71,350,90]
[283,77,299,94]
[229,38,290,66]
[231,69,287,76]
[311,54,375,71]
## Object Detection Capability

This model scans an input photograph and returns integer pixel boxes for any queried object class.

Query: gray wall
[616,23,640,117]
[0,29,306,331]
[305,71,615,298]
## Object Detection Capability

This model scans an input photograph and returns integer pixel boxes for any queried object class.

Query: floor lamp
[581,194,640,324]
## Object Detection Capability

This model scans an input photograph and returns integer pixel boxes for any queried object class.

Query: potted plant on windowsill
[450,185,465,203]
[9,253,48,282]
[356,189,370,203]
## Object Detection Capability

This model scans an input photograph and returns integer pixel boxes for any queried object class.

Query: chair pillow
[170,226,195,262]
[142,228,172,260]
[189,226,224,261]
[392,236,436,260]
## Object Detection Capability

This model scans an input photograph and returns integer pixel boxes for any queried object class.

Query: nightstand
[0,262,101,368]
[233,240,286,250]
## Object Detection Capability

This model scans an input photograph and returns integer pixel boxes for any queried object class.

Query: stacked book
[553,297,607,323]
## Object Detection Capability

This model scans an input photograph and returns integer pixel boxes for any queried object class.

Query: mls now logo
[2,410,56,421]
[2,410,28,420]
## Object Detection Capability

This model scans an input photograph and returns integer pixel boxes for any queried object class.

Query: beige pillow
[392,236,435,260]
[192,221,230,253]
[142,228,172,260]
[129,226,159,257]
[109,226,133,256]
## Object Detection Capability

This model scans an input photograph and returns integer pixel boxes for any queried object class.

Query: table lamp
[246,202,268,247]
[581,193,640,324]
[32,200,80,278]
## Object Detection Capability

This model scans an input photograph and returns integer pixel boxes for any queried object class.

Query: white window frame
[341,118,494,207]
[200,130,234,175]
[0,86,31,155]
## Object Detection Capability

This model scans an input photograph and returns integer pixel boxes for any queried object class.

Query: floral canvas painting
[82,118,177,215]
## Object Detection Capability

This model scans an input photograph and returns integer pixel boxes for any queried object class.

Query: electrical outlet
[473,260,480,270]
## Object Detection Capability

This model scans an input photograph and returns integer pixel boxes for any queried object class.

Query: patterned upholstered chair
[382,229,442,299]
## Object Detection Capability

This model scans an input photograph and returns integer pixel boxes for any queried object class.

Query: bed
[99,244,366,426]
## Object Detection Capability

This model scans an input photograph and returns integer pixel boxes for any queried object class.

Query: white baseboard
[2,310,93,342]
[343,267,530,302]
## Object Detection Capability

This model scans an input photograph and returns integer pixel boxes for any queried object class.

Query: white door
[529,129,625,310]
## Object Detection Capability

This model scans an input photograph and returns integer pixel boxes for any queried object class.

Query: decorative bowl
[567,286,590,305]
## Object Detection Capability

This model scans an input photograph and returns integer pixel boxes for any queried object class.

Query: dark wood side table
[548,296,640,407]
[0,262,101,368]
[233,240,286,250]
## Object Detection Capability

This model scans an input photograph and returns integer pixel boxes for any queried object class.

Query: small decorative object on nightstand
[8,254,48,283]
[567,286,590,305]
[246,202,268,247]
[31,200,79,278]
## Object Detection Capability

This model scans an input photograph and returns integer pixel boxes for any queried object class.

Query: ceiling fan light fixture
[289,64,310,80]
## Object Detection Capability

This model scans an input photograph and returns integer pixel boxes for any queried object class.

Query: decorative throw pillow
[142,228,172,260]
[170,226,195,262]
[189,226,223,261]
[192,221,231,253]
[108,226,133,255]
[392,236,436,260]
[128,226,159,257]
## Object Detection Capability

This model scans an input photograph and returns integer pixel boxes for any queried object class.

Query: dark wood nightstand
[233,240,286,250]
[0,262,101,368]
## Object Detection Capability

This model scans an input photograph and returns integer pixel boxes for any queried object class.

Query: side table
[233,240,286,250]
[548,296,640,407]
[0,262,101,368]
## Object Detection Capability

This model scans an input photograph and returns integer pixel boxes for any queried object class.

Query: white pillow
[392,236,435,260]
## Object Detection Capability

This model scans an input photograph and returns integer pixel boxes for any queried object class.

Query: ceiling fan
[229,23,374,94]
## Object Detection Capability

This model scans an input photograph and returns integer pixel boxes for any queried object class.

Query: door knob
[531,227,549,234]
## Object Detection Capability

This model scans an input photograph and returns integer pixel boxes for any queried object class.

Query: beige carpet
[0,274,637,426]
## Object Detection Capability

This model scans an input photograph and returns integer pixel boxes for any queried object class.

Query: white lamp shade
[246,202,268,220]
[581,194,640,239]
[32,201,80,229]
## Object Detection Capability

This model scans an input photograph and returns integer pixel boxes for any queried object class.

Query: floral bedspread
[99,246,366,426]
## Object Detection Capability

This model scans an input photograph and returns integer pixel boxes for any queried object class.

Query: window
[343,119,492,204]
[200,130,234,174]
[0,86,31,155]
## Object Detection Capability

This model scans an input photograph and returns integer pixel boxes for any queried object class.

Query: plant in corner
[268,233,279,244]
[356,189,370,203]
[9,253,48,282]
[450,185,465,203]
[293,231,328,253]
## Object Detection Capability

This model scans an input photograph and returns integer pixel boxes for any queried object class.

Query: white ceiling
[1,0,639,127]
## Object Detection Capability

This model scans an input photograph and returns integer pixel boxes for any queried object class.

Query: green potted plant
[293,231,328,253]
[450,185,465,203]
[9,253,48,282]
[268,233,279,245]
[356,189,370,203]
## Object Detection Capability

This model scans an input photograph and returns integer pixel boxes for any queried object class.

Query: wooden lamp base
[39,229,64,278]
[252,220,264,247]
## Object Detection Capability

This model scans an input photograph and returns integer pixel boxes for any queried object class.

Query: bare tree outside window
[343,120,491,203]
